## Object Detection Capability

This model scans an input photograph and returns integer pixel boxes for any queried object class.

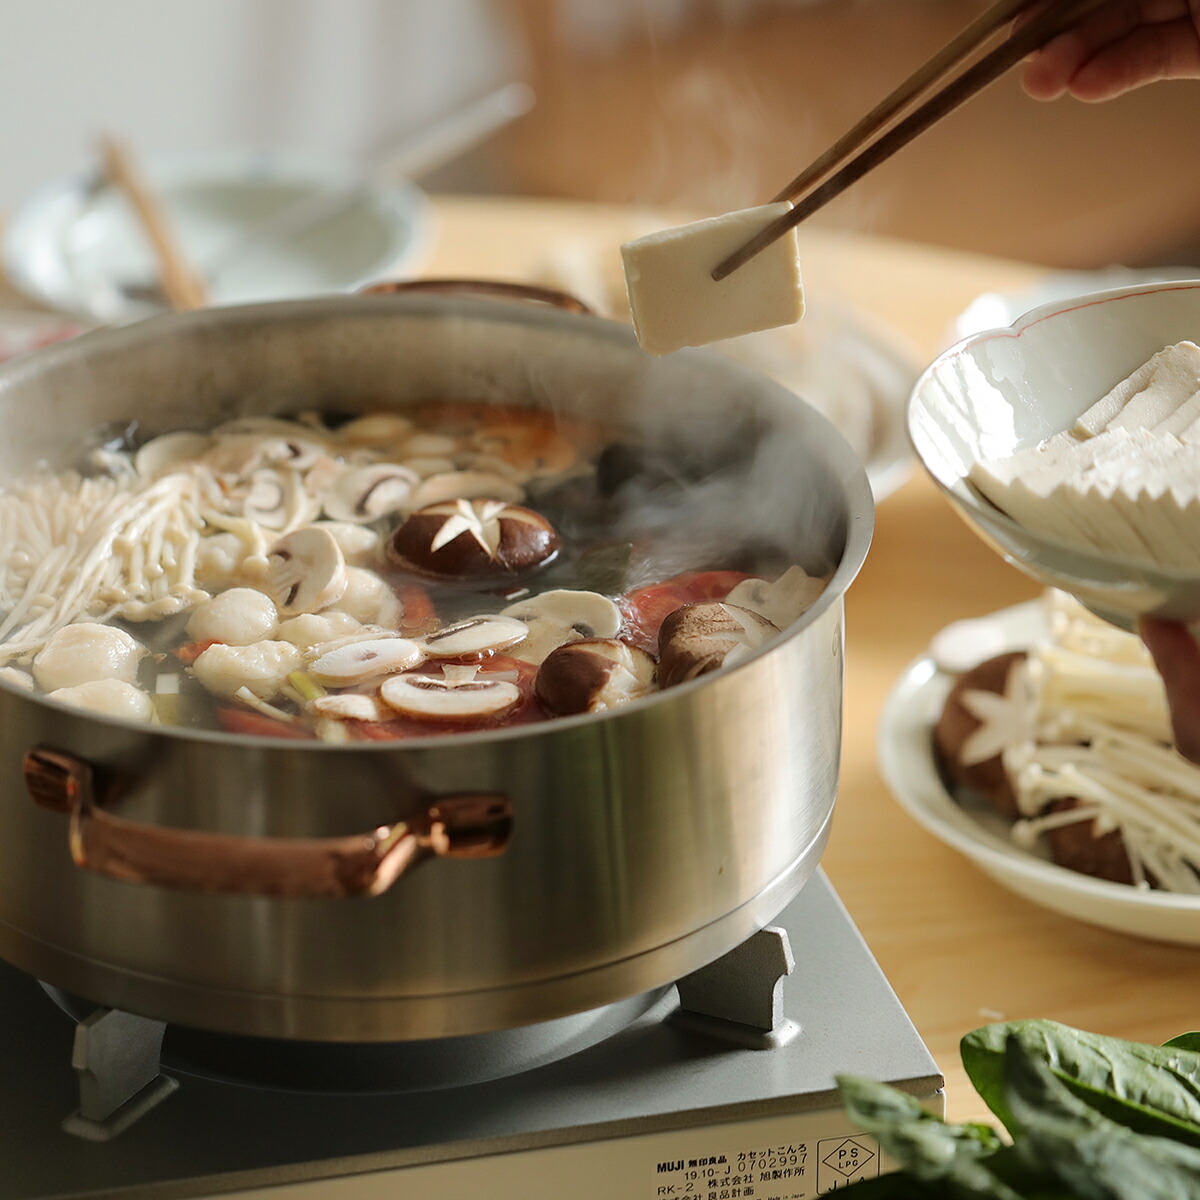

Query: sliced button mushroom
[240,469,295,529]
[203,433,285,479]
[725,565,828,630]
[134,431,212,479]
[337,412,414,446]
[407,470,525,511]
[256,436,328,472]
[501,589,623,665]
[299,453,343,498]
[535,638,656,715]
[205,424,330,470]
[657,602,780,688]
[265,526,347,616]
[419,614,528,658]
[323,464,419,524]
[380,666,521,722]
[312,521,381,566]
[308,637,424,686]
[389,500,560,583]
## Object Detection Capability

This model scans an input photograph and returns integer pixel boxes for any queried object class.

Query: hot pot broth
[0,397,831,740]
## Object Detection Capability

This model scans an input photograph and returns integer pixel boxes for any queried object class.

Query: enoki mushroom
[990,593,1200,893]
[0,470,208,662]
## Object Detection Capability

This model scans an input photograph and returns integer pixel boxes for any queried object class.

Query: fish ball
[33,623,146,692]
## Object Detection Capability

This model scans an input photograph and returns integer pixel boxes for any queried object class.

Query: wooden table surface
[3,194,1197,1126]
[423,197,1200,1125]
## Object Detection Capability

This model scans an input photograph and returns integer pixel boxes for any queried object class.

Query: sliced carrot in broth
[216,707,317,740]
[175,639,218,665]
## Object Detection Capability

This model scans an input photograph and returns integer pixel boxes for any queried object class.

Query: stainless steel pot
[0,290,873,1042]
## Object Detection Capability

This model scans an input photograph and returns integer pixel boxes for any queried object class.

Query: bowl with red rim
[908,279,1200,628]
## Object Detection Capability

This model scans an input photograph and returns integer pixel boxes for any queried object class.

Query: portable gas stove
[0,870,941,1200]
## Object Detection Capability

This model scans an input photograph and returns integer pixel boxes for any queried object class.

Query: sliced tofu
[1153,387,1200,437]
[1066,431,1200,562]
[1156,447,1200,553]
[970,342,1200,569]
[1056,432,1156,557]
[1173,406,1200,444]
[620,202,804,356]
[971,426,1198,563]
[969,432,1083,502]
[991,478,1095,544]
[970,436,1104,544]
[1073,340,1200,437]
[1073,355,1158,438]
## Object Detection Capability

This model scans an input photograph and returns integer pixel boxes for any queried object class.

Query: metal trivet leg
[62,1007,179,1142]
[671,925,800,1049]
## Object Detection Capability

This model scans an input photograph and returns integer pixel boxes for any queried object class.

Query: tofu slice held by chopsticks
[620,202,805,357]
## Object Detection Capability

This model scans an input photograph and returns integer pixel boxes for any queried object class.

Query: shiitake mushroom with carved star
[934,650,1141,884]
[388,498,561,584]
[933,651,1027,819]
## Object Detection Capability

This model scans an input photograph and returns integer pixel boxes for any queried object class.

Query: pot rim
[0,292,875,750]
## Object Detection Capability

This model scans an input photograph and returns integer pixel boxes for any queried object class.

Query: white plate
[878,601,1200,945]
[3,148,432,323]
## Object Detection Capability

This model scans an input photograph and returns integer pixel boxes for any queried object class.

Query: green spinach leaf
[837,1075,1026,1199]
[1163,1033,1200,1054]
[962,1020,1200,1147]
[1004,1036,1200,1200]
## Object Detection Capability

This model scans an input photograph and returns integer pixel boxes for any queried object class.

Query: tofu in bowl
[907,279,1200,628]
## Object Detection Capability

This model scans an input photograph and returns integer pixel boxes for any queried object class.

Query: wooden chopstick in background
[98,134,209,311]
[712,0,1111,281]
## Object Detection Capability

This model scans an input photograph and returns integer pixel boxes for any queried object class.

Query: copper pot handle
[23,747,512,899]
[359,277,595,316]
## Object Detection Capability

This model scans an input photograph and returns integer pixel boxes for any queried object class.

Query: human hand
[1020,0,1200,101]
[1137,616,1200,763]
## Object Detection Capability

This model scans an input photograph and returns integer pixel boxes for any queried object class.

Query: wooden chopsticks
[711,0,1110,282]
[98,134,209,311]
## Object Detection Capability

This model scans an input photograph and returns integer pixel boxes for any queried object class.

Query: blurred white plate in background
[2,148,432,323]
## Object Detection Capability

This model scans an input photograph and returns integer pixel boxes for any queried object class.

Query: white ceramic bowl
[909,279,1200,627]
[3,148,432,323]
[879,601,1200,946]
